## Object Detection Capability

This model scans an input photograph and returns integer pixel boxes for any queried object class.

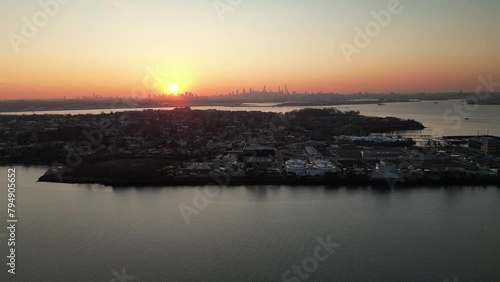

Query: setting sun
[168,84,179,94]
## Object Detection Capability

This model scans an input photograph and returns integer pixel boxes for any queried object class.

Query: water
[3,100,500,137]
[334,100,500,137]
[1,166,499,281]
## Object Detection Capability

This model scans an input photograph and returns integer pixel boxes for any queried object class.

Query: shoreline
[0,101,381,114]
[38,173,500,188]
[0,99,452,114]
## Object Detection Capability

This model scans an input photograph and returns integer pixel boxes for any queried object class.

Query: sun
[168,83,179,94]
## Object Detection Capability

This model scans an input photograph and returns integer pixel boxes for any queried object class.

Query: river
[0,166,499,281]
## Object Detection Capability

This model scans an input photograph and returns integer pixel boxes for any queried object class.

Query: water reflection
[1,166,500,281]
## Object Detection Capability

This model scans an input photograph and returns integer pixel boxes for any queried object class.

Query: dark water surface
[1,166,499,281]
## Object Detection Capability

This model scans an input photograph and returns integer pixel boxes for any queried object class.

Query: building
[243,145,276,157]
[245,156,276,169]
[305,146,322,158]
[306,159,337,176]
[361,149,405,161]
[185,163,213,175]
[285,159,337,176]
[371,161,402,180]
[469,136,500,154]
[481,137,500,154]
[285,159,307,176]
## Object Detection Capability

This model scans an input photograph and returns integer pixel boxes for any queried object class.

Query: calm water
[3,100,500,136]
[1,166,499,281]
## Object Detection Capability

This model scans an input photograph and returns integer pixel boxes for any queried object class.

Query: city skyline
[1,0,499,99]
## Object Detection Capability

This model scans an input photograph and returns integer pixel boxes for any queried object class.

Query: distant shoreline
[3,92,493,113]
[0,100,398,114]
[272,100,419,107]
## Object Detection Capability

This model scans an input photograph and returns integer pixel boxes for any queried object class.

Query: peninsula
[1,108,499,188]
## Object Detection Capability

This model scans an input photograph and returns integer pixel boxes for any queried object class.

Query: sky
[1,0,499,99]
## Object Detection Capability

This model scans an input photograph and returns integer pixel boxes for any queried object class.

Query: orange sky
[1,0,499,99]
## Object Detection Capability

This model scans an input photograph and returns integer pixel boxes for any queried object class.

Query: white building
[285,159,337,176]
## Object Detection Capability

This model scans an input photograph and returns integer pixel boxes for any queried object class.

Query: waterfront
[1,166,499,281]
[3,100,500,137]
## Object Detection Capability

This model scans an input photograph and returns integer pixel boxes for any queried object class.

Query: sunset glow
[1,0,499,99]
[168,84,179,95]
